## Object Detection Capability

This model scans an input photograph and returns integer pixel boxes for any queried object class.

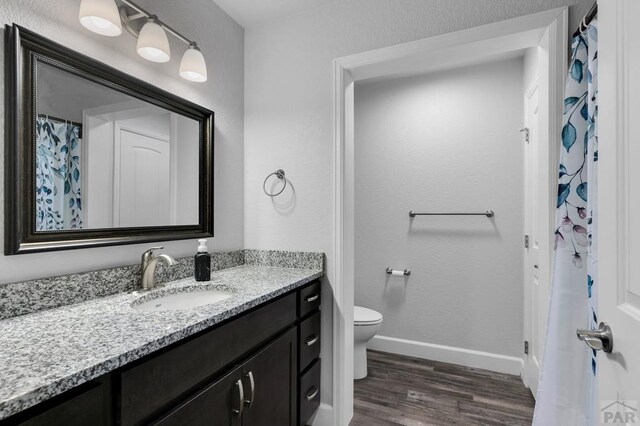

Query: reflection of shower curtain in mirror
[35,116,83,231]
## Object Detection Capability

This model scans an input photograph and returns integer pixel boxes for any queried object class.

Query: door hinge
[524,341,529,355]
[520,127,529,143]
[524,235,529,249]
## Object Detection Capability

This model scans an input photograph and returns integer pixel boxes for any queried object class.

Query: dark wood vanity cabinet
[119,293,298,425]
[3,280,321,426]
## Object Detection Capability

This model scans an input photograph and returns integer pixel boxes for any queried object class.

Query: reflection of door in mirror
[35,61,200,231]
[116,125,171,227]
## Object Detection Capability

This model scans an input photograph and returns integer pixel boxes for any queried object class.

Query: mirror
[5,25,214,254]
[35,61,200,230]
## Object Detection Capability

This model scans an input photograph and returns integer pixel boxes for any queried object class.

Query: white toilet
[353,306,383,380]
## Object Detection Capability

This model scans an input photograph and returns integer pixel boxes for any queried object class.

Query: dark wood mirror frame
[4,24,214,255]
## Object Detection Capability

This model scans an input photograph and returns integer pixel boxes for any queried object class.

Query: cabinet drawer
[298,360,321,426]
[298,311,321,373]
[298,281,321,318]
[120,293,296,426]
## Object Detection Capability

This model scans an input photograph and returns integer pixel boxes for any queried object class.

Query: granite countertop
[0,265,323,420]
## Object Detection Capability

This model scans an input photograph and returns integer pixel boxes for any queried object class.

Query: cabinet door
[4,380,109,426]
[241,328,297,426]
[154,367,244,426]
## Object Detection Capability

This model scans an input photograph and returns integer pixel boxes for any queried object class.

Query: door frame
[82,102,172,228]
[522,74,543,393]
[332,8,567,425]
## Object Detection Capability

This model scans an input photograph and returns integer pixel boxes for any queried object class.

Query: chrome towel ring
[263,169,287,197]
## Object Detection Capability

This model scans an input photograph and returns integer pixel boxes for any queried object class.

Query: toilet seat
[354,306,383,325]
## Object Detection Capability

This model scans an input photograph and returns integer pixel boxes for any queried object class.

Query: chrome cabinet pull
[577,322,613,353]
[232,379,244,417]
[305,386,319,401]
[244,371,255,407]
[305,335,319,346]
[306,294,319,303]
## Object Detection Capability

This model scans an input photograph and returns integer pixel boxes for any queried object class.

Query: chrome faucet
[140,247,177,291]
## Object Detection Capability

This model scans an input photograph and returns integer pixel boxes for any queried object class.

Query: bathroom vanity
[1,24,324,425]
[0,263,323,426]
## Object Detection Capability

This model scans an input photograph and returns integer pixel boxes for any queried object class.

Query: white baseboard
[369,335,524,376]
[309,403,334,426]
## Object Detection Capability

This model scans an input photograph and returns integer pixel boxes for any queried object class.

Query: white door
[115,129,171,227]
[595,0,640,422]
[523,78,548,396]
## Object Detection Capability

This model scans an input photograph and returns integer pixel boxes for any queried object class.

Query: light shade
[79,0,122,37]
[179,45,207,82]
[136,17,170,63]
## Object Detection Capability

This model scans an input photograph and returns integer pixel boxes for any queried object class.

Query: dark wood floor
[351,350,535,426]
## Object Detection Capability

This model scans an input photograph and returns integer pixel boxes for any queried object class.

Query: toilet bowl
[353,306,383,380]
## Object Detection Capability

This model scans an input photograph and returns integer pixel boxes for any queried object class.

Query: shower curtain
[533,19,598,425]
[35,116,83,231]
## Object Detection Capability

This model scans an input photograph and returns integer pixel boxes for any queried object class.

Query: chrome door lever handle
[577,322,613,353]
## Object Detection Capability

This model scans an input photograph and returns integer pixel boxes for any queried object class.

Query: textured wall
[0,0,244,283]
[354,57,525,358]
[244,0,594,412]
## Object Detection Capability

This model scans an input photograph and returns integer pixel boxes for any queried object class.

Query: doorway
[332,8,567,424]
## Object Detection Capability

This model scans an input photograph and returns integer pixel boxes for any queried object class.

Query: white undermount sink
[131,288,233,312]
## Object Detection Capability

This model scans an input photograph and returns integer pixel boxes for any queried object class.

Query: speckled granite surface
[0,249,323,320]
[245,249,324,270]
[0,264,323,420]
[0,251,245,320]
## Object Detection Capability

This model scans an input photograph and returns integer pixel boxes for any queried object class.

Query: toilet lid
[354,306,383,324]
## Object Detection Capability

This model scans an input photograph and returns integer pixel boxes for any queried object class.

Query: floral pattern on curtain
[533,19,598,426]
[35,116,83,231]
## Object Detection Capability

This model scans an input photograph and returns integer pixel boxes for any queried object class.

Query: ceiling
[213,0,341,28]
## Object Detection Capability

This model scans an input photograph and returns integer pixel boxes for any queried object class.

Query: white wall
[174,115,200,225]
[85,116,115,228]
[354,57,524,358]
[244,0,593,411]
[0,0,244,283]
[37,61,134,122]
[118,114,171,137]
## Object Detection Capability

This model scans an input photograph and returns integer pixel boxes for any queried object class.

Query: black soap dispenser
[195,239,211,281]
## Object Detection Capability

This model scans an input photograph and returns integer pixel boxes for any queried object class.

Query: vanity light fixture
[78,0,208,82]
[136,16,170,63]
[78,0,122,36]
[179,43,207,82]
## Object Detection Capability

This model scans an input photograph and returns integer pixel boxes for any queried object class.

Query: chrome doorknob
[577,322,613,353]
